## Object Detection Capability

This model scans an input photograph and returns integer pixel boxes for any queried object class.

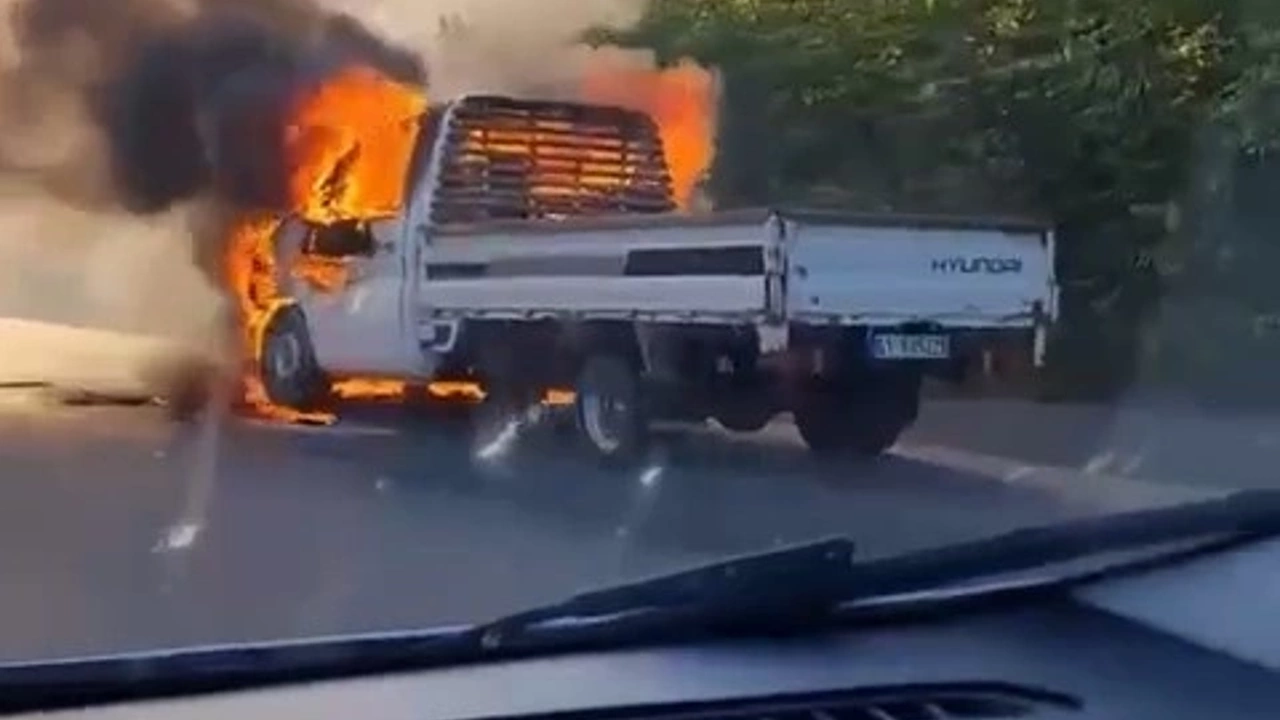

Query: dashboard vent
[540,686,1077,720]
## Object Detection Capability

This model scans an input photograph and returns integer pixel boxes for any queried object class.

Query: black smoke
[0,0,426,213]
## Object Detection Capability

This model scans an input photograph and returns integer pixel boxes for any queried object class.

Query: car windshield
[0,0,1277,670]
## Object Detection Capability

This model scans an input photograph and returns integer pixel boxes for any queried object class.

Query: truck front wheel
[574,354,648,466]
[259,305,329,410]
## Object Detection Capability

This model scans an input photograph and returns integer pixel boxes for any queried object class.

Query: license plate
[870,333,951,360]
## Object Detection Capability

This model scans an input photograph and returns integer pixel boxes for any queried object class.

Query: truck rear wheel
[794,371,921,459]
[574,353,648,466]
[259,305,329,410]
[712,396,777,433]
[795,396,903,457]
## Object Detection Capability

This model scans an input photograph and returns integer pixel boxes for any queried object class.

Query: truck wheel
[259,305,328,410]
[794,393,855,457]
[794,377,917,459]
[575,354,648,466]
[712,398,776,433]
[847,416,905,456]
[795,397,903,458]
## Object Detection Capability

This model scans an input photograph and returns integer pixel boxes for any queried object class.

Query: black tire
[793,393,854,457]
[574,353,648,466]
[795,372,920,459]
[795,395,903,458]
[258,305,329,410]
[712,398,777,433]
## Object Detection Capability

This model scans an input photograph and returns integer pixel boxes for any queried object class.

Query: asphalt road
[0,391,1220,663]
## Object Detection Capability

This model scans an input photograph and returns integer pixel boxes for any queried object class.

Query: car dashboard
[13,538,1280,720]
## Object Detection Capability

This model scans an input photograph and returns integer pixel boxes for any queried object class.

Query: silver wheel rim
[268,332,302,381]
[581,389,628,454]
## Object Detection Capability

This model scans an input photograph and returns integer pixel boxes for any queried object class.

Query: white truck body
[264,94,1058,460]
[281,210,1056,376]
[418,211,1054,327]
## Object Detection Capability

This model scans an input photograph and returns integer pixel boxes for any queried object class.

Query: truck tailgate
[785,215,1055,327]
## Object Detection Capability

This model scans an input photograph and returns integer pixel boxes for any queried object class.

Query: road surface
[0,389,1219,663]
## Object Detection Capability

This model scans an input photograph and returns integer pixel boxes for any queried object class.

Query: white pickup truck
[259,95,1058,463]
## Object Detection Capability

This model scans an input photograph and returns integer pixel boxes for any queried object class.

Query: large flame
[285,66,428,223]
[223,65,427,419]
[222,213,330,422]
[581,61,717,210]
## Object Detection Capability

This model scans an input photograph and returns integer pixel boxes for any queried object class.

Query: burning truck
[168,59,1056,468]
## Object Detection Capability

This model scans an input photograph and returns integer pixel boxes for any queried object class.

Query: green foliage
[591,0,1280,402]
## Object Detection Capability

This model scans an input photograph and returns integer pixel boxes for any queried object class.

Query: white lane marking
[1003,465,1037,483]
[153,522,201,553]
[897,442,1224,510]
[155,371,228,559]
[1084,450,1116,475]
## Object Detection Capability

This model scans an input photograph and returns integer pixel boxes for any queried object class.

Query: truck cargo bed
[417,208,1055,329]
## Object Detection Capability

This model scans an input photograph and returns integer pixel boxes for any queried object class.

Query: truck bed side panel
[418,222,771,322]
[786,222,1054,327]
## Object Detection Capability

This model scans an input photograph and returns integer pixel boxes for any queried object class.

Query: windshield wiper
[475,536,858,648]
[475,488,1280,648]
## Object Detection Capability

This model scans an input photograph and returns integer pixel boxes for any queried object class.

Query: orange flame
[223,213,335,422]
[223,65,428,418]
[285,65,428,223]
[581,61,717,210]
[329,378,572,406]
